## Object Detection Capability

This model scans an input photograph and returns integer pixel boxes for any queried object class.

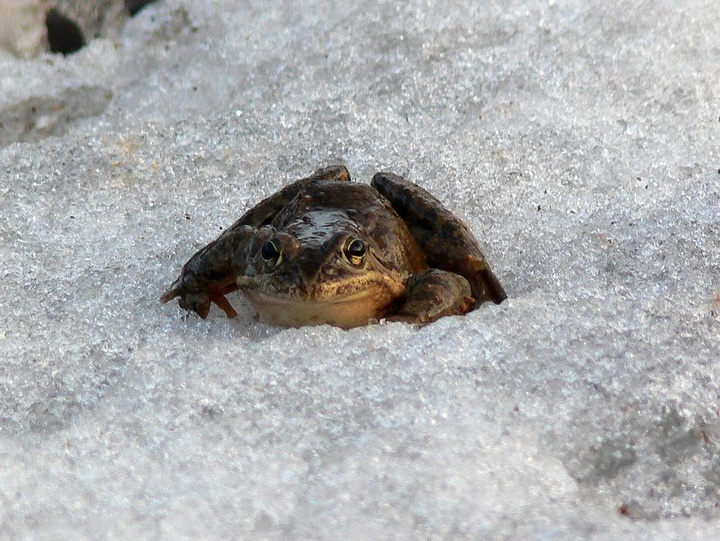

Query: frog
[160,165,506,328]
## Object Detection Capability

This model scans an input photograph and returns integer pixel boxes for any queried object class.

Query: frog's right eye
[261,240,281,264]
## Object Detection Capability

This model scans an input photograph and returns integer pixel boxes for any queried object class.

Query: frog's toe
[209,292,238,319]
[159,281,181,304]
[177,292,213,319]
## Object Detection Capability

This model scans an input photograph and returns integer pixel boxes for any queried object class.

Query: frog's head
[235,215,409,328]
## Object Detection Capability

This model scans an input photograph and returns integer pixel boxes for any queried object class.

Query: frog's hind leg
[388,270,474,325]
[371,172,507,307]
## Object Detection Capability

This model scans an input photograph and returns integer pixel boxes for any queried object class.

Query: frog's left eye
[344,238,366,264]
[346,239,366,257]
[261,240,282,264]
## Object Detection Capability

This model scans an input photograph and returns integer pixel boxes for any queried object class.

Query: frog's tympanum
[161,166,506,328]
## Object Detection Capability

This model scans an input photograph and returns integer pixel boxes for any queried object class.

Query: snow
[1,1,719,539]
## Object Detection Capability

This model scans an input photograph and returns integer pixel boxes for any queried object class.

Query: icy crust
[1,0,719,539]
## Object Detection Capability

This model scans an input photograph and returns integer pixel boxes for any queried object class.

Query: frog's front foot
[388,269,474,325]
[160,279,238,319]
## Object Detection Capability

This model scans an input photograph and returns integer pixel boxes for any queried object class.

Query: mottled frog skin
[161,166,506,328]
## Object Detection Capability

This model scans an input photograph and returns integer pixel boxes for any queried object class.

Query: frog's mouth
[236,274,404,328]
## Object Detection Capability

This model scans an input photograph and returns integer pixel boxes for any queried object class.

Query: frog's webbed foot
[372,172,507,307]
[388,270,474,325]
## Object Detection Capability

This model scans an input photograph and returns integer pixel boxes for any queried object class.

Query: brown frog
[160,165,506,328]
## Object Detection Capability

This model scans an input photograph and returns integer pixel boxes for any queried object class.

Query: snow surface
[1,0,719,539]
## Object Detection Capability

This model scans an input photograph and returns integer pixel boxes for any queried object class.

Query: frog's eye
[344,238,366,264]
[261,240,281,264]
[346,239,366,257]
